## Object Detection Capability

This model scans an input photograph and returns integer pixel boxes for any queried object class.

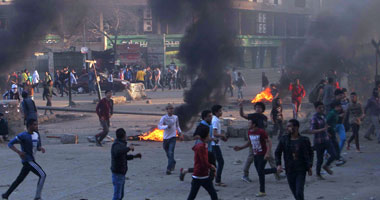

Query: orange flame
[138,128,165,141]
[251,87,273,103]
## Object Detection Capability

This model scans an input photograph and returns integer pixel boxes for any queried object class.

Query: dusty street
[1,69,379,200]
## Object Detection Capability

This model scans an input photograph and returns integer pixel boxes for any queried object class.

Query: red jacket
[192,142,212,177]
[96,98,114,120]
[289,83,305,101]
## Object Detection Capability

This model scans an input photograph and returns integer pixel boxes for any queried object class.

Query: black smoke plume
[0,0,62,72]
[151,0,236,130]
[286,0,380,92]
[0,0,88,75]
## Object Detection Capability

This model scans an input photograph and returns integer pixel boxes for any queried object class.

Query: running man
[288,79,306,119]
[211,105,228,187]
[158,103,183,175]
[275,119,313,200]
[95,90,114,147]
[239,102,279,182]
[2,119,46,200]
[347,92,365,152]
[234,119,279,197]
[310,102,337,180]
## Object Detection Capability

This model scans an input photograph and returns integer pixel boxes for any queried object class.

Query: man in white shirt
[32,70,40,93]
[158,103,183,175]
[211,105,228,186]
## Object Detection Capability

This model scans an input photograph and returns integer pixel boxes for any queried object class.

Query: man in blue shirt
[2,119,46,200]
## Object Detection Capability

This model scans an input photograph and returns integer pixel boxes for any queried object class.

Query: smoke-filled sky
[151,0,237,130]
[0,0,62,72]
[290,0,380,90]
[0,0,89,75]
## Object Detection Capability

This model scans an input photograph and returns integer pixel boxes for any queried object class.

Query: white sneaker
[241,176,252,183]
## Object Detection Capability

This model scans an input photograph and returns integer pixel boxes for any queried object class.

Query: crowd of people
[1,68,380,200]
[116,63,187,92]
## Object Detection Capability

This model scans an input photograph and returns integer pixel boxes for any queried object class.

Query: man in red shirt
[95,90,114,147]
[289,79,306,119]
[187,119,218,200]
[234,119,279,197]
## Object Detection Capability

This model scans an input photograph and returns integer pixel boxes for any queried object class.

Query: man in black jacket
[275,119,313,200]
[111,128,141,200]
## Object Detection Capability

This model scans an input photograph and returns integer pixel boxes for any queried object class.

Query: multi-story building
[0,0,337,70]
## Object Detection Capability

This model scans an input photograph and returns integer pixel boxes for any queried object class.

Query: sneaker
[179,168,185,181]
[336,160,346,167]
[166,170,171,175]
[316,174,325,180]
[274,172,281,181]
[2,194,8,200]
[323,165,333,175]
[364,136,372,141]
[255,192,266,197]
[215,182,227,187]
[241,176,252,183]
[95,137,102,147]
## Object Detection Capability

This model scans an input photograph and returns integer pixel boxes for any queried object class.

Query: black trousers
[3,161,46,199]
[187,151,216,181]
[274,120,284,140]
[187,178,218,200]
[212,146,224,183]
[254,155,277,193]
[314,141,336,175]
[330,132,341,160]
[224,85,233,97]
[286,171,306,200]
[348,124,360,150]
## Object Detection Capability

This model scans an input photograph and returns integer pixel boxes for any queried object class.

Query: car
[72,73,129,93]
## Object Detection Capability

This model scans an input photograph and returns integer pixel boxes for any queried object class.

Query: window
[272,0,282,5]
[257,13,267,34]
[295,0,306,8]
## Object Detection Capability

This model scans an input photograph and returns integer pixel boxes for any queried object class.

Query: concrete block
[126,83,147,101]
[60,134,78,144]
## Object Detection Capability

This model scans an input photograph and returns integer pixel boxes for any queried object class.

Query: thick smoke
[0,0,88,75]
[287,0,380,91]
[0,0,62,72]
[151,0,236,130]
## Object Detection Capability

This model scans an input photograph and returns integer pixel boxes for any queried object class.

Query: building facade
[0,0,334,69]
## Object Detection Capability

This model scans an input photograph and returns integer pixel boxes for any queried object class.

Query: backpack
[237,77,244,87]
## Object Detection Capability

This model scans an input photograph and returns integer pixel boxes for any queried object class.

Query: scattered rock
[60,134,78,144]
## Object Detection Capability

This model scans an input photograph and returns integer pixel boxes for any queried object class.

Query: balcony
[232,0,312,14]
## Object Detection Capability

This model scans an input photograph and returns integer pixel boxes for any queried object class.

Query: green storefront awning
[106,34,285,49]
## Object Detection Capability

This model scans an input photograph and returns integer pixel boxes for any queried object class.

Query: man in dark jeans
[240,102,279,182]
[21,91,38,125]
[276,119,313,200]
[234,119,279,197]
[326,100,346,166]
[111,128,141,200]
[0,113,9,142]
[187,122,218,200]
[95,90,114,147]
[180,110,216,182]
[158,104,184,174]
[310,101,337,180]
[211,105,228,187]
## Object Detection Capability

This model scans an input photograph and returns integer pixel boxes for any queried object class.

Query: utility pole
[371,39,380,86]
[68,68,76,107]
[86,60,102,101]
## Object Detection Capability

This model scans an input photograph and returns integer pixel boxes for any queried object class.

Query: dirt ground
[1,68,380,200]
